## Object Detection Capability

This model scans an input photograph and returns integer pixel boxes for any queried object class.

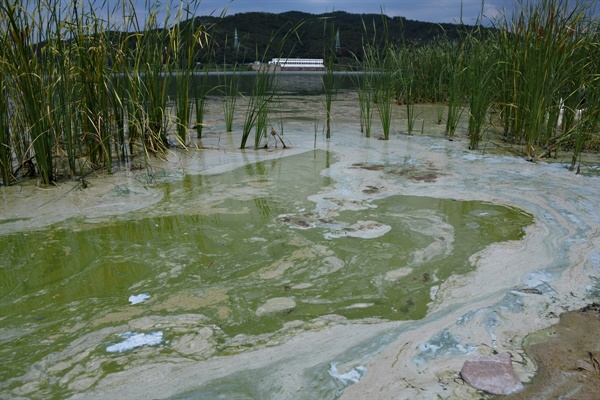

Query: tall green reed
[466,34,497,149]
[322,19,337,139]
[0,0,215,186]
[496,0,592,160]
[0,56,9,185]
[222,70,239,133]
[353,33,376,137]
[240,21,305,149]
[444,39,466,140]
[172,3,199,146]
[375,47,396,140]
[221,37,240,134]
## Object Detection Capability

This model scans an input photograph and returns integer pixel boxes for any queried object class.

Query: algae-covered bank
[1,94,599,400]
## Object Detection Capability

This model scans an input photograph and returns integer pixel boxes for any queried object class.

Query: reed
[444,39,466,140]
[240,21,305,149]
[495,0,594,160]
[172,3,200,146]
[222,69,239,133]
[322,19,337,139]
[193,68,210,138]
[0,0,218,186]
[0,57,9,185]
[466,34,497,149]
[392,44,419,135]
[240,67,276,149]
[353,37,375,137]
[374,46,396,140]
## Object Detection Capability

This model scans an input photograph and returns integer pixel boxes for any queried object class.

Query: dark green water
[0,150,532,396]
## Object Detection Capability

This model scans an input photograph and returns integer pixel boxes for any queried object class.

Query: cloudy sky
[102,0,515,25]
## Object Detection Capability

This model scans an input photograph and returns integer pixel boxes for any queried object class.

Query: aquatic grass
[352,33,376,137]
[172,3,200,146]
[358,81,375,138]
[222,69,239,133]
[322,18,337,139]
[361,16,396,140]
[374,47,396,140]
[222,72,239,133]
[0,0,218,186]
[392,44,420,135]
[494,0,594,160]
[3,0,55,184]
[193,67,211,138]
[240,68,276,149]
[466,34,497,149]
[444,39,467,140]
[0,59,9,185]
[240,20,306,149]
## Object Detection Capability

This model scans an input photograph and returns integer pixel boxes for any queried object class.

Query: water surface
[0,150,532,398]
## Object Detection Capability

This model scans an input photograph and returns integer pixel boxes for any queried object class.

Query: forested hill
[185,11,488,65]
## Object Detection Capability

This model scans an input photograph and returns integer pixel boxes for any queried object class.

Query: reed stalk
[495,0,593,160]
[466,34,497,149]
[222,70,239,133]
[444,39,466,140]
[173,3,199,146]
[0,59,9,185]
[323,20,337,139]
[375,47,396,140]
[353,36,375,137]
[241,20,305,149]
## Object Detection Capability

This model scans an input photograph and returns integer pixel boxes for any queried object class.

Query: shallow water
[0,149,532,399]
[1,89,598,399]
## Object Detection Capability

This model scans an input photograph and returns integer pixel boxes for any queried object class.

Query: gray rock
[460,352,524,395]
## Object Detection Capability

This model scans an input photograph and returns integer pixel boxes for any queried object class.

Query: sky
[102,0,516,25]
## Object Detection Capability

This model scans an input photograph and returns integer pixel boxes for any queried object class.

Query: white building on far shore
[255,58,326,71]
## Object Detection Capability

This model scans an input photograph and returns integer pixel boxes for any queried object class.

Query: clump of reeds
[240,21,305,150]
[494,0,596,161]
[222,70,239,133]
[353,35,375,137]
[0,0,212,186]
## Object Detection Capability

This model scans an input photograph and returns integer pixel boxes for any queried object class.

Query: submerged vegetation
[0,0,598,186]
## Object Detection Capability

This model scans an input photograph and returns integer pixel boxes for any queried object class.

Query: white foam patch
[106,331,163,353]
[328,362,367,385]
[344,303,374,309]
[325,220,391,239]
[524,270,555,288]
[129,293,151,305]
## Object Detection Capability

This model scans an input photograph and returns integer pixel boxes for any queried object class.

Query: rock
[460,353,523,395]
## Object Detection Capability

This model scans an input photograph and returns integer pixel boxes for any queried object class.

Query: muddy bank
[502,303,600,400]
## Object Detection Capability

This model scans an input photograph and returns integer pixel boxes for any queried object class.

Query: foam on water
[129,293,151,305]
[328,362,367,385]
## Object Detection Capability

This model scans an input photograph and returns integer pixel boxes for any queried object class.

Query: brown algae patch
[92,309,146,327]
[151,289,229,312]
[351,161,444,182]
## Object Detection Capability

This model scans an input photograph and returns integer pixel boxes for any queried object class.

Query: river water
[0,80,599,399]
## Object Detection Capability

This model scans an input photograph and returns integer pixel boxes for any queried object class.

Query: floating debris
[328,362,367,385]
[129,293,151,305]
[106,331,163,353]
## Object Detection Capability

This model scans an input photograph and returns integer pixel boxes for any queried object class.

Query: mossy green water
[0,150,532,391]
